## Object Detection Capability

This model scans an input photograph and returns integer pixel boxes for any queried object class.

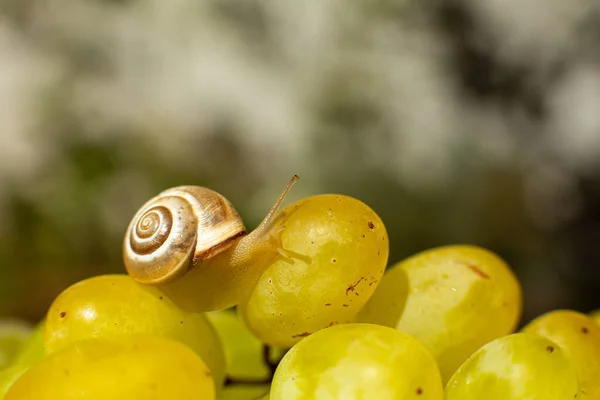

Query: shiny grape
[445,332,580,400]
[357,245,522,382]
[4,335,215,400]
[522,309,600,398]
[44,274,226,387]
[239,195,389,348]
[270,323,444,400]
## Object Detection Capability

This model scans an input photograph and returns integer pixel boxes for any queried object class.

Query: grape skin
[357,245,522,382]
[238,194,389,348]
[445,332,580,400]
[270,323,444,400]
[4,335,215,400]
[522,309,600,399]
[44,274,226,387]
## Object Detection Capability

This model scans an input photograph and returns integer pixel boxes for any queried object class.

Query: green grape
[445,332,580,400]
[522,309,600,398]
[0,319,33,369]
[217,384,270,400]
[44,274,226,387]
[239,195,389,348]
[206,309,285,382]
[4,335,215,400]
[270,323,444,400]
[357,245,522,382]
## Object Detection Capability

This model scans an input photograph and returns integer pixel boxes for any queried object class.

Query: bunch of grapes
[1,176,599,399]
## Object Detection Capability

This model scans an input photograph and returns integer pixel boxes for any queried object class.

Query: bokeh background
[1,0,600,327]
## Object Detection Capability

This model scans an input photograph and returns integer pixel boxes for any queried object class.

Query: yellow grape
[239,195,389,348]
[44,274,225,387]
[4,335,215,400]
[270,323,444,400]
[445,332,579,400]
[522,309,600,398]
[357,244,522,382]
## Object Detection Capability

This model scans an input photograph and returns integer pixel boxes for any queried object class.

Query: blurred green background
[1,0,599,326]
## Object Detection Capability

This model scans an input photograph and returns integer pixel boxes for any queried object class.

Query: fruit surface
[522,309,600,398]
[44,274,225,386]
[270,323,444,400]
[239,194,389,348]
[445,332,579,400]
[0,319,33,369]
[357,244,522,381]
[4,335,215,400]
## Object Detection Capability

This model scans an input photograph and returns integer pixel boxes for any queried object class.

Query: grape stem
[262,344,280,378]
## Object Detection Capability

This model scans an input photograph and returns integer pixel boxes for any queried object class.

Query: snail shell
[123,186,247,285]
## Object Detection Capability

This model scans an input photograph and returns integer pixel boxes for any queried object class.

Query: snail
[123,175,299,294]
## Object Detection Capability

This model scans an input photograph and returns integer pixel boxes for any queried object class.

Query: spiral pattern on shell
[123,186,247,285]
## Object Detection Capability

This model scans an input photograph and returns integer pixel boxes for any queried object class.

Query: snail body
[122,176,299,311]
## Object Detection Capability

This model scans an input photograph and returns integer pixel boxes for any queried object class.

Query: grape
[522,309,600,398]
[445,332,580,400]
[44,274,226,387]
[206,309,285,383]
[270,323,444,400]
[4,335,215,400]
[357,245,522,382]
[0,319,33,369]
[238,195,389,348]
